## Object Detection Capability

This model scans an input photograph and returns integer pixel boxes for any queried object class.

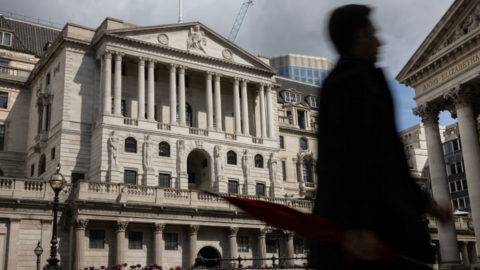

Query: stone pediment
[397,0,480,84]
[107,22,274,72]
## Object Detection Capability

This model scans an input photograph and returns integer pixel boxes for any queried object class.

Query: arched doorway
[187,149,211,190]
[197,246,221,268]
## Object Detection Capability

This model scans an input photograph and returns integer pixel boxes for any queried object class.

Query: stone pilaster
[229,227,239,260]
[266,85,275,139]
[113,52,125,116]
[169,64,177,125]
[259,83,267,138]
[147,59,157,121]
[189,225,200,267]
[206,71,214,130]
[214,73,223,131]
[233,77,241,134]
[137,56,146,120]
[115,221,129,265]
[178,66,188,126]
[6,218,21,270]
[258,228,268,266]
[460,241,470,267]
[74,219,89,270]
[103,50,112,115]
[154,223,166,266]
[241,79,250,135]
[284,231,295,264]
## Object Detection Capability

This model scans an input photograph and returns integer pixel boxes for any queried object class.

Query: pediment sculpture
[187,25,207,54]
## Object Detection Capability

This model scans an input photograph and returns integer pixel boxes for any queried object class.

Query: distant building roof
[0,16,61,57]
[274,76,320,103]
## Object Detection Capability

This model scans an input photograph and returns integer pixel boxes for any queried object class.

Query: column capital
[147,59,157,68]
[178,65,188,74]
[214,73,223,80]
[137,56,146,66]
[240,78,249,84]
[189,224,200,235]
[258,227,269,237]
[113,52,125,61]
[75,219,89,230]
[169,63,178,70]
[154,223,166,233]
[259,82,267,88]
[103,49,113,59]
[115,221,129,232]
[205,71,214,79]
[412,102,441,125]
[229,227,239,237]
[444,84,474,109]
[283,230,295,239]
[232,77,240,84]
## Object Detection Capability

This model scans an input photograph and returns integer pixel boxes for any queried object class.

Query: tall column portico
[214,73,223,131]
[229,227,239,260]
[413,103,462,268]
[74,219,89,270]
[257,228,268,266]
[115,221,128,265]
[205,71,214,130]
[169,64,177,124]
[259,83,267,138]
[240,79,250,135]
[189,225,200,267]
[137,57,146,120]
[266,85,275,139]
[113,52,124,116]
[154,223,166,266]
[233,77,241,134]
[178,66,187,126]
[147,59,157,121]
[444,85,480,262]
[103,50,112,115]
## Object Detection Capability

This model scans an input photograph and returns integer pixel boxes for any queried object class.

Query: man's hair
[328,5,372,55]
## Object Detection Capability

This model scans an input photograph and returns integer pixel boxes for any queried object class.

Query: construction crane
[228,0,253,43]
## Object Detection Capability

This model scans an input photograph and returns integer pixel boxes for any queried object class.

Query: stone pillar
[266,85,275,139]
[189,225,200,267]
[214,73,223,131]
[233,77,241,134]
[147,59,157,121]
[169,64,177,124]
[115,221,129,265]
[206,71,214,130]
[137,57,146,120]
[74,219,89,270]
[113,52,124,116]
[285,231,295,264]
[258,228,268,266]
[229,227,239,260]
[98,56,105,117]
[103,50,112,115]
[413,103,462,268]
[241,79,250,135]
[42,102,48,131]
[445,86,480,264]
[178,66,187,126]
[460,242,470,267]
[154,223,166,266]
[6,218,21,270]
[259,83,267,138]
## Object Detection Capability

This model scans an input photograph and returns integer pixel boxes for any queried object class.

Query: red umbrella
[223,195,396,261]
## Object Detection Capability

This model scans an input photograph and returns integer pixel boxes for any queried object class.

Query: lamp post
[44,164,66,270]
[34,241,43,270]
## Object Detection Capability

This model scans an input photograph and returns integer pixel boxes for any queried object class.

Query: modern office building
[269,54,333,86]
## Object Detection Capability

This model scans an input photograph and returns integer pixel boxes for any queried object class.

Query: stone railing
[0,177,75,200]
[305,182,315,188]
[252,137,263,144]
[158,123,171,131]
[0,66,30,83]
[124,117,138,126]
[278,116,293,126]
[225,133,237,141]
[189,127,209,137]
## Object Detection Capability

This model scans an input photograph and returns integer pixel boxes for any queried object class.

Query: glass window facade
[275,66,329,86]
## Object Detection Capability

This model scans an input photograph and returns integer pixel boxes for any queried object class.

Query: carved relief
[108,131,119,166]
[187,25,207,54]
[195,140,204,150]
[115,221,129,232]
[242,149,251,180]
[75,219,89,229]
[214,145,224,179]
[177,140,187,176]
[222,48,234,61]
[444,84,474,109]
[143,135,155,168]
[412,102,441,125]
[258,227,269,237]
[157,34,169,46]
[268,153,278,182]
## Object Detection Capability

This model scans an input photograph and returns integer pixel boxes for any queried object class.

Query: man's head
[328,4,382,63]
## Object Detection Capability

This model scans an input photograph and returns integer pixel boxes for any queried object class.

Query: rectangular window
[51,147,55,160]
[294,239,304,254]
[128,231,143,249]
[3,33,11,46]
[31,164,34,176]
[457,161,464,173]
[266,237,276,253]
[453,199,459,210]
[121,100,126,117]
[89,230,105,249]
[165,233,178,250]
[158,173,171,188]
[45,104,50,130]
[72,173,84,184]
[459,198,466,209]
[285,93,290,102]
[456,181,462,191]
[450,182,456,193]
[0,92,8,109]
[256,183,265,196]
[46,73,51,86]
[296,94,300,102]
[0,125,5,151]
[450,163,457,175]
[228,180,238,194]
[124,170,137,185]
[237,236,249,252]
[282,161,286,181]
[453,139,460,151]
[462,179,468,190]
[0,61,8,74]
[279,136,284,149]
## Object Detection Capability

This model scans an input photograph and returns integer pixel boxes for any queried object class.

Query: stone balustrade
[225,133,237,141]
[252,137,263,144]
[0,65,31,83]
[278,116,293,126]
[157,123,171,131]
[124,117,138,126]
[189,127,209,136]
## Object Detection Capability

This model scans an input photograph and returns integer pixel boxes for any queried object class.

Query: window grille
[255,155,263,168]
[294,239,304,254]
[266,237,276,253]
[303,162,311,182]
[237,236,249,252]
[125,137,137,153]
[165,233,178,250]
[227,151,237,165]
[124,170,137,185]
[128,231,143,249]
[279,136,284,149]
[256,183,265,196]
[159,173,171,188]
[0,92,7,109]
[89,230,105,249]
[228,181,238,194]
[159,142,170,157]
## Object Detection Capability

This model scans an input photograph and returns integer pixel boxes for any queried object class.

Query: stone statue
[187,25,207,54]
[108,131,119,165]
[242,149,251,180]
[214,145,224,178]
[143,135,155,168]
[177,140,187,176]
[268,153,278,182]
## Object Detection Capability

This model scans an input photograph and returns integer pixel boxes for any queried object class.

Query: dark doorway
[197,246,221,268]
[187,150,211,190]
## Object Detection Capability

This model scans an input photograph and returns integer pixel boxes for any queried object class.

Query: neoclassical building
[0,14,318,270]
[397,0,480,268]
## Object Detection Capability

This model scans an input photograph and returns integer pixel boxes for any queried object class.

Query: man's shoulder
[323,61,369,91]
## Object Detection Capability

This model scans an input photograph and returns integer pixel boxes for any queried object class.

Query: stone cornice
[279,127,317,138]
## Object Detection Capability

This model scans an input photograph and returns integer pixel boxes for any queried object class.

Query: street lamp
[34,241,43,270]
[44,164,66,270]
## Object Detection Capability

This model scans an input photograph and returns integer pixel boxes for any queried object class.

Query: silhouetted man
[310,5,451,270]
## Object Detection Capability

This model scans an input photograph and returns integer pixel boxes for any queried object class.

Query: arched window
[227,151,237,165]
[255,154,264,168]
[39,155,46,176]
[159,142,170,157]
[303,161,311,182]
[300,138,308,150]
[125,137,137,153]
[177,102,193,127]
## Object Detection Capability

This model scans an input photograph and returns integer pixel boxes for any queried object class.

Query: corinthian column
[189,225,200,267]
[445,85,480,263]
[240,79,250,135]
[169,64,177,124]
[259,83,267,138]
[214,73,223,131]
[285,231,295,264]
[413,103,462,267]
[258,228,268,266]
[115,221,129,265]
[233,77,241,134]
[137,57,146,120]
[266,85,275,139]
[74,219,89,270]
[113,52,124,116]
[229,227,239,260]
[147,59,157,121]
[154,223,166,266]
[178,66,187,126]
[103,50,112,115]
[205,71,214,130]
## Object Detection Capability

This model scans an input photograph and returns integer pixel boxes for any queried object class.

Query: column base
[109,164,123,183]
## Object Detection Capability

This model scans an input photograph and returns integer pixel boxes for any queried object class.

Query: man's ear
[354,28,368,41]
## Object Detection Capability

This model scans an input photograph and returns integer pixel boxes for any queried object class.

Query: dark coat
[309,56,434,269]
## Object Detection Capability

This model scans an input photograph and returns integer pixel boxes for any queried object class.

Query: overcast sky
[2,0,456,130]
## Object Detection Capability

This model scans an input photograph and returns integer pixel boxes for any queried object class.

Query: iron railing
[194,254,308,269]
